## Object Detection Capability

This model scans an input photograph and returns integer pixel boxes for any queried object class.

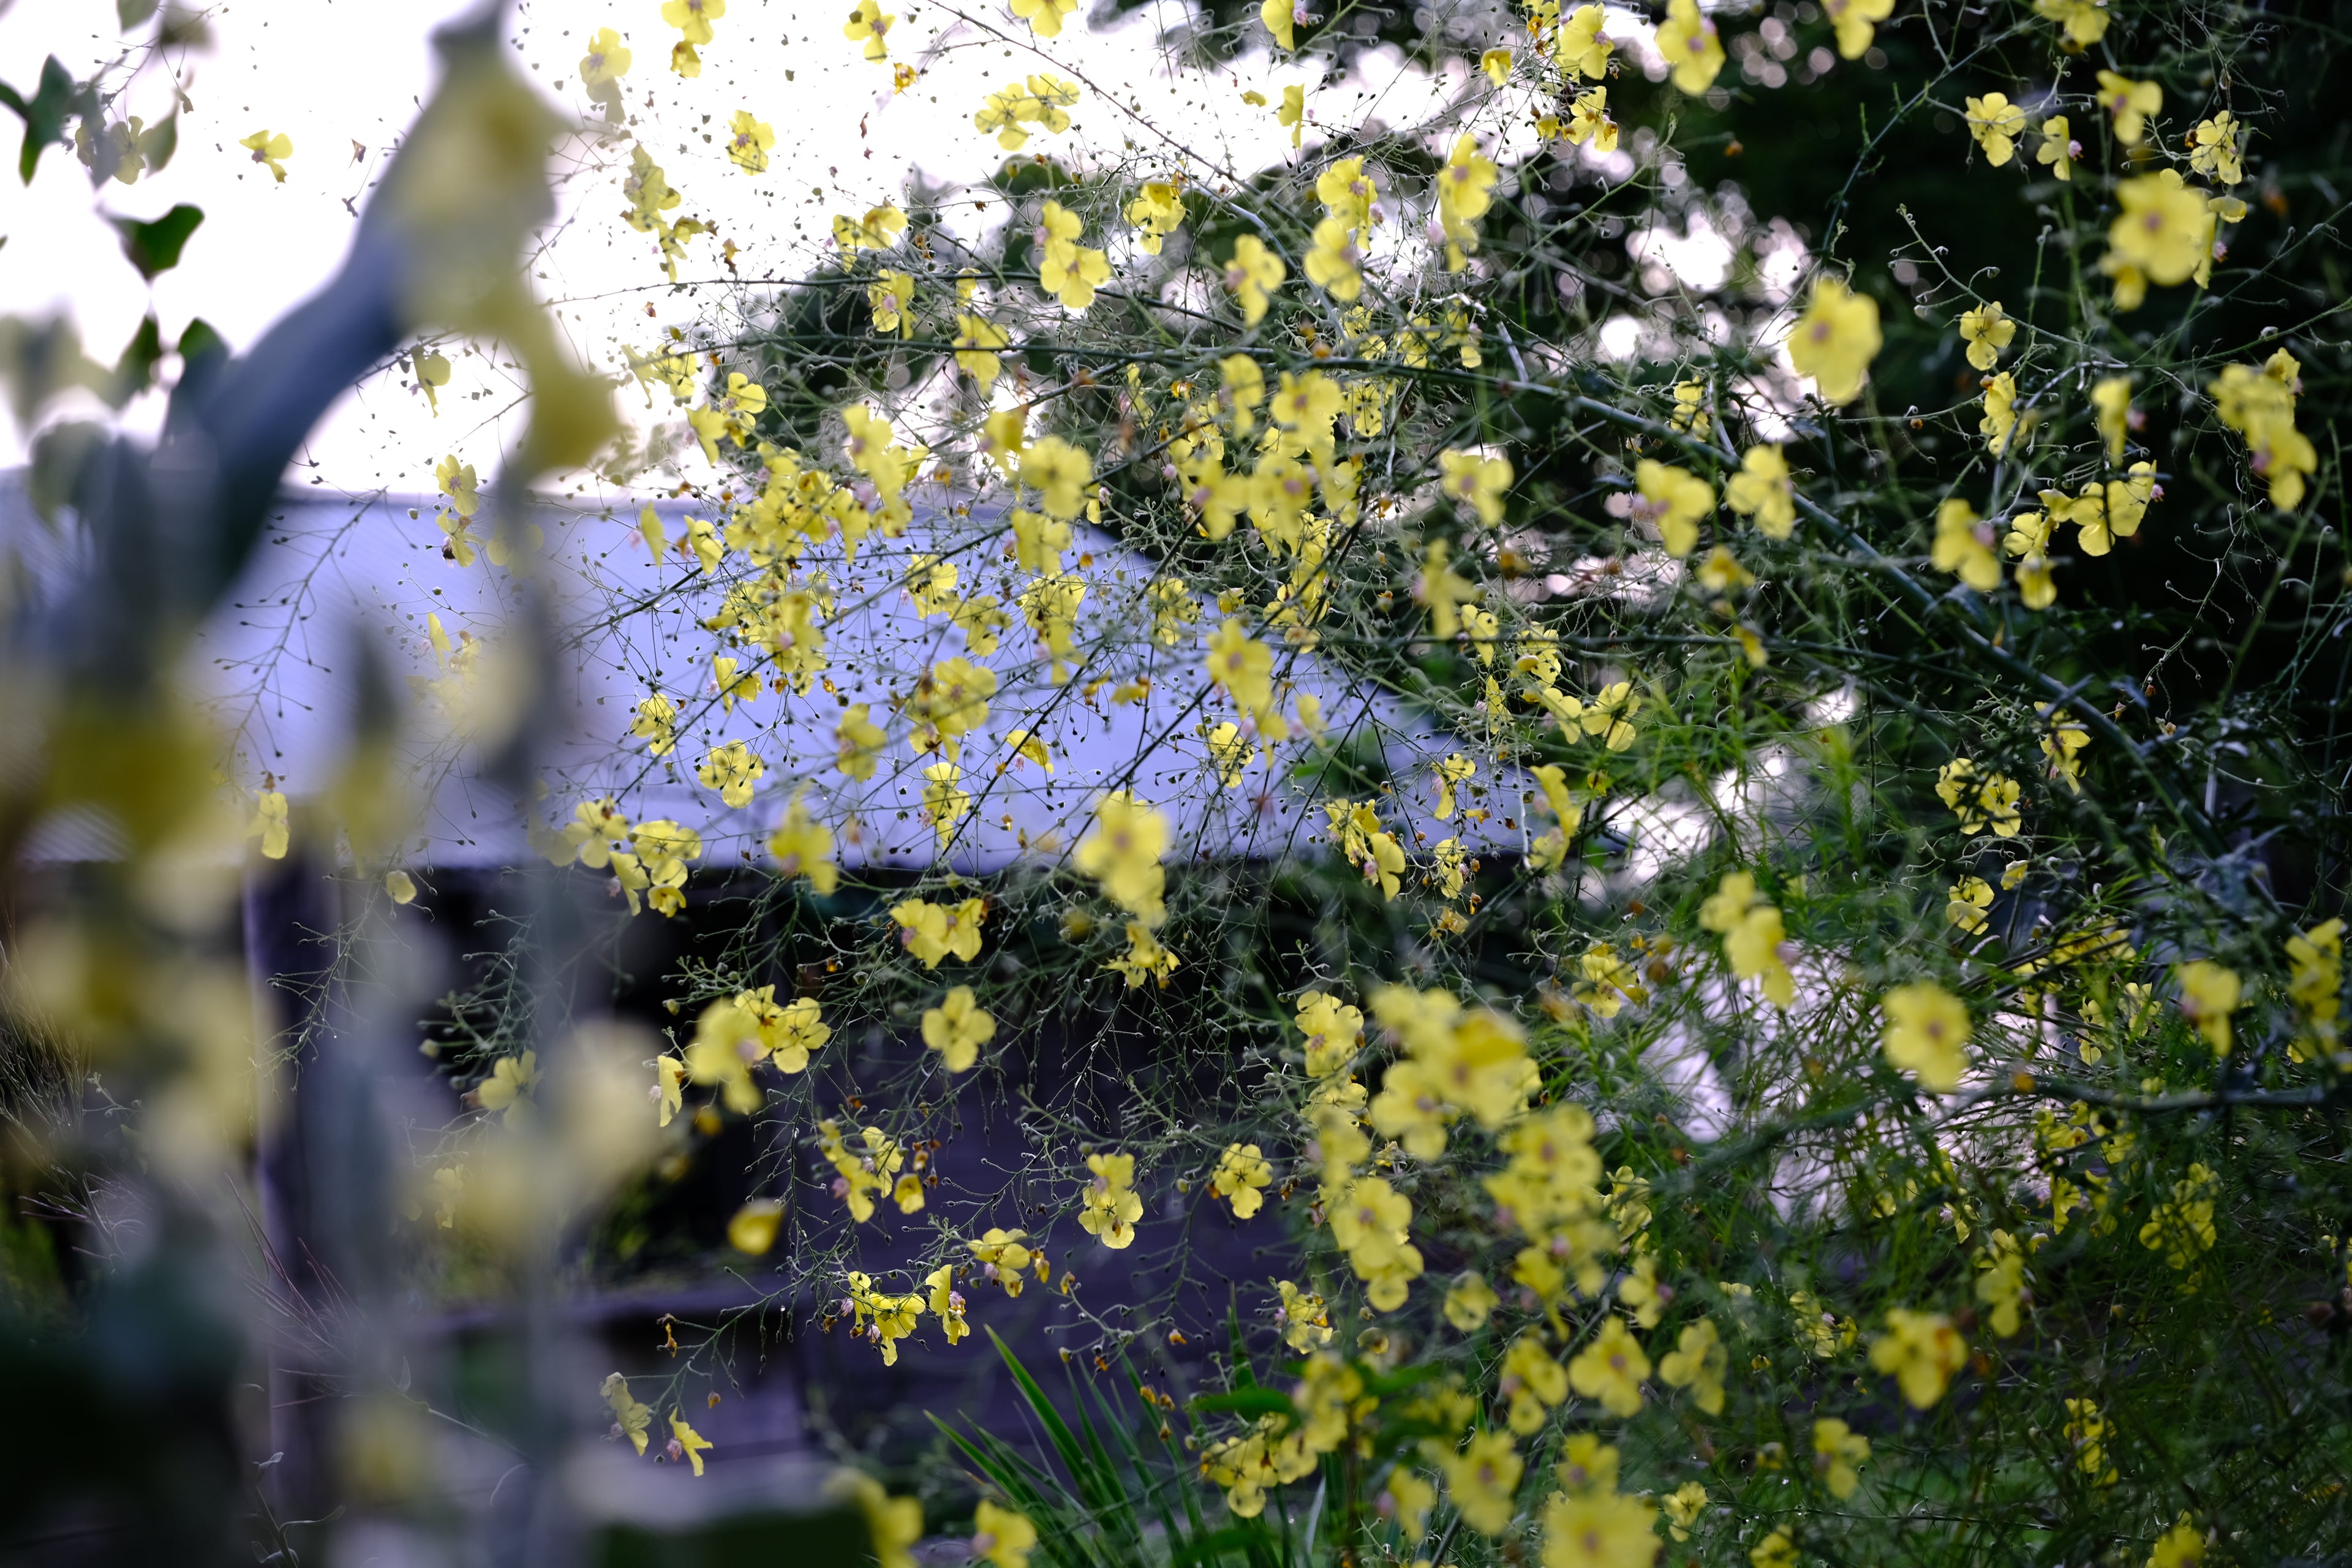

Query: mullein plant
[3,0,2350,1561]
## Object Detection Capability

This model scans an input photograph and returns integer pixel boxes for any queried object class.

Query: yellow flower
[1020,432,1093,519]
[1501,1334,1568,1433]
[1436,1430,1522,1536]
[1126,181,1183,254]
[1432,753,1478,821]
[2014,551,2056,609]
[1881,981,1969,1091]
[1036,200,1112,311]
[1222,235,1286,326]
[1011,0,1079,37]
[1655,0,1724,96]
[1813,1417,1869,1498]
[1868,1308,1967,1408]
[1980,372,2019,456]
[1946,875,1993,933]
[842,0,893,59]
[1275,83,1308,145]
[2095,69,2162,146]
[1724,444,1796,539]
[1074,791,1170,927]
[1631,459,1713,557]
[2034,0,2109,46]
[239,129,292,182]
[2286,918,2343,1063]
[922,761,971,848]
[1444,1272,1498,1330]
[1019,571,1086,683]
[1295,990,1365,1077]
[1103,921,1180,989]
[834,704,887,780]
[2175,960,2242,1054]
[972,1499,1036,1568]
[1550,1433,1618,1498]
[1935,757,2022,837]
[834,203,908,252]
[696,741,765,809]
[579,28,632,109]
[1205,616,1276,717]
[2209,357,2317,511]
[2149,1520,2206,1568]
[1567,1316,1650,1417]
[1751,1531,1797,1568]
[1662,1482,1707,1542]
[603,1373,654,1455]
[724,109,774,173]
[1557,4,1611,78]
[2190,111,2244,186]
[2040,707,2089,793]
[1079,1152,1144,1248]
[664,0,725,43]
[1964,92,2027,166]
[1824,0,1893,59]
[1439,448,1513,527]
[2108,172,2209,288]
[892,896,987,968]
[867,269,915,337]
[1208,1142,1273,1218]
[1303,216,1364,301]
[1699,871,1795,1008]
[1959,301,2015,371]
[1436,134,1499,265]
[475,1050,537,1118]
[1786,276,1882,405]
[1564,86,1618,152]
[668,1414,714,1476]
[922,984,997,1072]
[1657,1316,1726,1414]
[1540,1488,1660,1568]
[2035,114,2078,181]
[945,315,1011,394]
[631,692,677,756]
[1931,499,2001,593]
[728,1198,783,1255]
[248,788,291,859]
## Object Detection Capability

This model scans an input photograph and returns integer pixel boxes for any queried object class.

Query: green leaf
[111,203,203,281]
[107,315,161,407]
[118,0,162,27]
[134,113,175,176]
[0,58,82,184]
[176,317,226,364]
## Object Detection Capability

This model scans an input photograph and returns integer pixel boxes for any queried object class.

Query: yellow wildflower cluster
[973,73,1080,150]
[818,1120,924,1223]
[2209,350,2316,512]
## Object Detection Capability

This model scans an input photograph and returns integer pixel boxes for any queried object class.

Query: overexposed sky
[0,0,1550,492]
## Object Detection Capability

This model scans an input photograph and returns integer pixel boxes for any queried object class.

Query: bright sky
[0,0,1574,492]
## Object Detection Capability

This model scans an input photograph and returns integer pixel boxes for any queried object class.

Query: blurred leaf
[0,58,85,183]
[107,314,161,407]
[134,111,175,175]
[175,316,224,364]
[28,419,102,524]
[111,202,202,281]
[0,314,110,426]
[118,0,161,26]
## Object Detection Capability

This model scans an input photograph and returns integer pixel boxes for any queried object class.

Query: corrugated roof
[10,475,1517,871]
